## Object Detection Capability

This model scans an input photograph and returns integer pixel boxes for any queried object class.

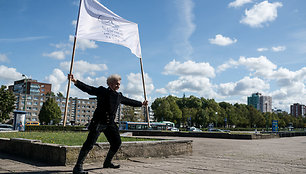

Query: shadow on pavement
[7,171,72,174]
[0,152,56,167]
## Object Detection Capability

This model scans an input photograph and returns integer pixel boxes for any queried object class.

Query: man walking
[69,74,148,174]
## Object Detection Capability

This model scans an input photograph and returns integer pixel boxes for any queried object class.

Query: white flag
[77,0,142,58]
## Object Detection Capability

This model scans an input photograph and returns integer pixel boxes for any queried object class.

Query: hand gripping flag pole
[63,0,150,127]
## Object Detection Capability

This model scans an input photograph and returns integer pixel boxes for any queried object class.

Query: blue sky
[0,0,305,112]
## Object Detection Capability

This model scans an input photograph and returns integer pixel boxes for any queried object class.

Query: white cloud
[240,1,283,28]
[229,0,253,8]
[166,76,208,92]
[217,59,239,73]
[271,67,306,89]
[60,60,108,78]
[0,54,9,62]
[257,47,268,52]
[42,51,67,60]
[217,56,306,111]
[69,35,98,50]
[124,73,154,101]
[271,81,305,110]
[172,0,196,58]
[162,59,218,98]
[165,76,218,98]
[45,68,67,93]
[52,42,71,49]
[43,35,98,61]
[217,56,277,78]
[209,34,237,46]
[218,76,269,96]
[238,56,277,77]
[272,46,286,52]
[163,59,215,78]
[257,46,286,52]
[0,65,22,83]
[72,20,77,26]
[156,88,168,94]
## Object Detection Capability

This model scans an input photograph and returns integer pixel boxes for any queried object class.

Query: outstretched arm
[68,74,99,96]
[121,94,148,107]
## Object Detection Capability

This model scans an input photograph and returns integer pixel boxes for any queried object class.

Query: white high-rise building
[248,92,272,113]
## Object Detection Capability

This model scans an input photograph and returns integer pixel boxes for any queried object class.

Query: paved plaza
[0,136,305,173]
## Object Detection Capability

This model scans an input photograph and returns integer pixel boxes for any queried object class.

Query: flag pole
[63,0,82,126]
[139,57,150,128]
[63,37,77,126]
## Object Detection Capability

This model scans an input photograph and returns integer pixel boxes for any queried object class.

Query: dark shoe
[73,165,88,174]
[103,162,120,169]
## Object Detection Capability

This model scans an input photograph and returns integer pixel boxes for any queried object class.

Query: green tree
[167,96,182,125]
[0,86,16,123]
[235,103,250,127]
[151,97,164,121]
[57,92,64,98]
[248,105,265,128]
[39,97,61,124]
[46,91,55,97]
[194,108,208,128]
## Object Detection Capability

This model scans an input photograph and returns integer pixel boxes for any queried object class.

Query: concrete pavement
[0,136,306,173]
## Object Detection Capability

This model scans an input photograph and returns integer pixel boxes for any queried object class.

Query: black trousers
[81,123,122,153]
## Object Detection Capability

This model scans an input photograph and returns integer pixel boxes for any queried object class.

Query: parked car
[0,124,13,131]
[170,127,179,132]
[189,127,202,132]
[209,129,230,132]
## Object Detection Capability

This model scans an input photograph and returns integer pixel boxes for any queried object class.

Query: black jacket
[75,80,142,124]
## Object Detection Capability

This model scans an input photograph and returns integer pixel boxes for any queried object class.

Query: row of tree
[151,95,306,128]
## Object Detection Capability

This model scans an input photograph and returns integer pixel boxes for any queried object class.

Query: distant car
[170,127,179,132]
[189,127,202,132]
[209,129,230,132]
[0,124,13,131]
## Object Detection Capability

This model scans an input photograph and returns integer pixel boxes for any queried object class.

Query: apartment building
[290,103,306,117]
[9,79,51,96]
[247,92,272,113]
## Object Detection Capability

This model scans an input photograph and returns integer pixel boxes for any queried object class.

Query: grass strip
[0,131,157,146]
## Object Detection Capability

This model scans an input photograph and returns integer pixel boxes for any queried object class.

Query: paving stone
[0,136,305,173]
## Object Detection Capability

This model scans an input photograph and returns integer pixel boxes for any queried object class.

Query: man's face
[110,80,120,91]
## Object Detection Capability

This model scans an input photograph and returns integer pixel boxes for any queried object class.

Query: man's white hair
[107,74,121,86]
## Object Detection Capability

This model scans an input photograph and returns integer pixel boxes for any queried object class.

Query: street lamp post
[22,74,28,111]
